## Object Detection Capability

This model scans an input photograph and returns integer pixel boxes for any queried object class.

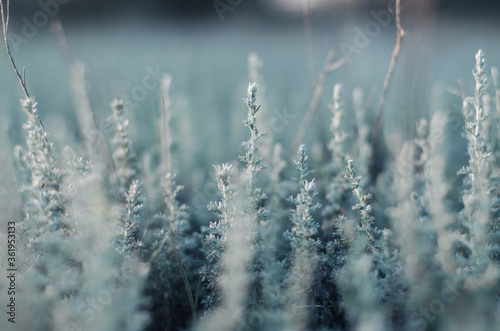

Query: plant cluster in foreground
[3,45,500,331]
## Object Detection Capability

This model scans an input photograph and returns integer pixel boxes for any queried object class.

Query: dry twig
[0,0,49,145]
[370,0,405,182]
[289,49,346,158]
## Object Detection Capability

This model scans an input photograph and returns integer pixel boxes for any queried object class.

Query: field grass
[1,5,500,331]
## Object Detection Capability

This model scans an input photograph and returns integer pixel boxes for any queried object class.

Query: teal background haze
[0,0,499,205]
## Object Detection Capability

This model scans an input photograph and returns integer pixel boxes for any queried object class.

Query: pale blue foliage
[8,45,500,331]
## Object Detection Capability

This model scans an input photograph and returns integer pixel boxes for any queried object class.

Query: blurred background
[6,0,500,20]
[0,0,499,216]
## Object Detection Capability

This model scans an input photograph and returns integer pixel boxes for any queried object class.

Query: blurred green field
[3,6,500,330]
[1,13,499,218]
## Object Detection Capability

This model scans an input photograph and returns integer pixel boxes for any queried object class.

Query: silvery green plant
[326,214,354,281]
[240,83,268,218]
[112,167,148,323]
[337,159,386,329]
[492,67,500,115]
[344,159,381,254]
[283,144,323,330]
[286,148,320,242]
[395,113,456,330]
[382,121,434,326]
[116,179,146,254]
[240,83,270,309]
[458,50,494,273]
[447,51,500,329]
[202,83,272,329]
[152,174,189,265]
[243,71,288,311]
[489,67,500,166]
[247,53,272,165]
[201,161,259,331]
[64,154,148,331]
[145,172,197,330]
[323,84,351,237]
[202,163,237,310]
[421,113,459,274]
[200,209,254,331]
[7,26,500,331]
[328,84,347,168]
[143,77,201,329]
[109,99,138,194]
[487,66,500,261]
[15,98,69,241]
[342,159,406,328]
[13,98,82,331]
[338,253,385,331]
[390,116,443,311]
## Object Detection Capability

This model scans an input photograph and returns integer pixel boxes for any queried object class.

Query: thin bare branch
[5,0,8,30]
[370,0,405,182]
[1,0,30,99]
[324,57,347,72]
[1,0,49,144]
[289,48,346,158]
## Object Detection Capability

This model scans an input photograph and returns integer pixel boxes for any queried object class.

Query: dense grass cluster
[2,43,500,331]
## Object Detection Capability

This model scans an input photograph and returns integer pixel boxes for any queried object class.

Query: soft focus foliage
[3,27,500,331]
